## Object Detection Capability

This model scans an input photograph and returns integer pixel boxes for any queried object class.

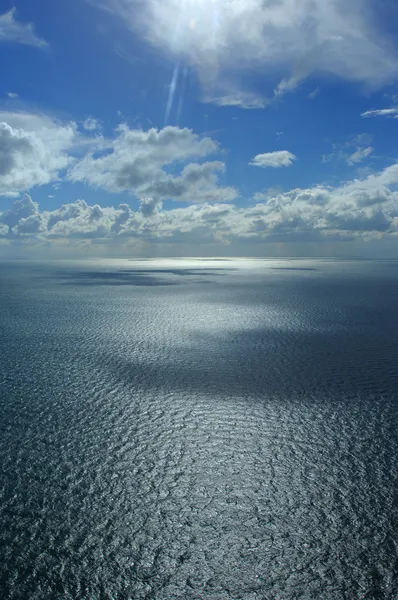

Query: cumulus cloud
[0,8,48,48]
[0,114,236,203]
[250,151,296,168]
[100,0,398,107]
[361,108,398,118]
[139,197,162,217]
[0,112,80,195]
[2,162,398,253]
[0,194,39,229]
[44,200,115,239]
[69,124,237,202]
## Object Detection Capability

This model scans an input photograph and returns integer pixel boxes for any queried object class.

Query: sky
[1,0,398,257]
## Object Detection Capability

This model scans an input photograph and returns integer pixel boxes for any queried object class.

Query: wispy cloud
[346,146,373,165]
[274,77,300,98]
[250,151,296,168]
[202,89,269,109]
[0,8,48,48]
[308,87,320,100]
[322,134,374,166]
[361,108,398,119]
[83,117,101,131]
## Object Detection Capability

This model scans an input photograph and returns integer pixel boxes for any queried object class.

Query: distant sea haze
[1,258,398,599]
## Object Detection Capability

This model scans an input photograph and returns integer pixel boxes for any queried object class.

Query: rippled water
[1,258,398,599]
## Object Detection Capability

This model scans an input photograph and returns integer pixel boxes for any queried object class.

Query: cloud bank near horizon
[1,110,398,256]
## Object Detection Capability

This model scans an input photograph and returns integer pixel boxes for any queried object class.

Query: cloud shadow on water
[270,267,317,271]
[99,320,398,402]
[51,267,237,287]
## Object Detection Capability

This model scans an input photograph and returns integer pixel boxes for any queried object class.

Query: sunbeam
[176,65,189,124]
[164,61,180,124]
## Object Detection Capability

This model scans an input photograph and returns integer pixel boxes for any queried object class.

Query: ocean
[1,258,398,599]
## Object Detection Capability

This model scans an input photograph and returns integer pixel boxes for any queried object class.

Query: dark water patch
[270,267,318,271]
[47,267,237,287]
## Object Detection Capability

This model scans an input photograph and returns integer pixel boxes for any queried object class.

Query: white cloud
[83,117,101,131]
[3,162,398,253]
[44,199,114,239]
[0,114,236,204]
[1,193,40,230]
[0,112,80,195]
[68,124,237,202]
[101,0,398,107]
[0,8,48,48]
[7,92,18,99]
[250,151,296,168]
[361,108,398,119]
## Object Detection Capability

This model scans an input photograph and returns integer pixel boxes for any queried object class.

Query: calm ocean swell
[1,259,398,599]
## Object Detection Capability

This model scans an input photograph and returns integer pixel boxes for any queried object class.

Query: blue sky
[1,0,398,257]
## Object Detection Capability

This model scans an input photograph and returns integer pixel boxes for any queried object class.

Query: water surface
[1,259,398,599]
